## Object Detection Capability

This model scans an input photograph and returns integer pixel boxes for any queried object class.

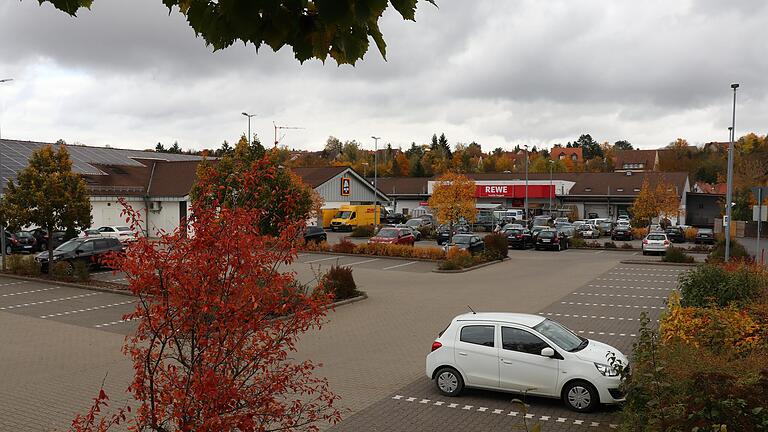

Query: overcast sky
[0,0,765,153]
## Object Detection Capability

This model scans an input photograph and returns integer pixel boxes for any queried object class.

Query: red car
[368,227,415,246]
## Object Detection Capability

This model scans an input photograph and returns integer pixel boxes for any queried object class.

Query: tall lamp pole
[725,83,739,262]
[524,145,529,222]
[372,136,381,226]
[548,160,554,215]
[0,78,13,271]
[242,112,256,144]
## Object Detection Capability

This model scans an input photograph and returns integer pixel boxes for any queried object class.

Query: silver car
[576,224,599,239]
[642,232,670,255]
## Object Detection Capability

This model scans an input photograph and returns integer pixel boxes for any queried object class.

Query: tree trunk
[47,225,54,272]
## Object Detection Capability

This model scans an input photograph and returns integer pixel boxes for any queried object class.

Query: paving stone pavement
[327,261,686,431]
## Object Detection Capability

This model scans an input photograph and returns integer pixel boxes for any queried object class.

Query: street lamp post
[0,78,13,271]
[548,160,554,215]
[725,83,739,262]
[242,112,256,144]
[372,136,381,226]
[524,145,529,222]
[362,162,369,180]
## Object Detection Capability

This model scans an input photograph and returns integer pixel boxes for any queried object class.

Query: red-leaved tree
[72,155,340,431]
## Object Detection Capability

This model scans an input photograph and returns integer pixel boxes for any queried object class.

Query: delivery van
[329,205,381,231]
[321,208,338,228]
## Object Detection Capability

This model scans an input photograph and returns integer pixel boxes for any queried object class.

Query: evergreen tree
[155,142,166,152]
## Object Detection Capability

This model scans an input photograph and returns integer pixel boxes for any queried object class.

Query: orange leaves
[428,172,477,226]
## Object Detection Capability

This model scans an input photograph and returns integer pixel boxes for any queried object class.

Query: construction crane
[273,122,305,147]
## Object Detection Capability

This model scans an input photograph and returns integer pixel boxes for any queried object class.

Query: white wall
[90,197,188,238]
[393,199,424,215]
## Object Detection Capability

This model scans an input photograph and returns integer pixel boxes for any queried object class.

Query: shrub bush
[417,226,436,240]
[301,240,331,252]
[632,227,649,240]
[621,242,634,249]
[603,241,617,249]
[585,240,601,248]
[663,246,695,263]
[438,248,478,270]
[678,262,767,308]
[72,260,90,282]
[331,239,356,254]
[50,261,73,281]
[686,244,712,253]
[7,255,42,276]
[483,233,508,260]
[684,227,698,242]
[320,265,358,300]
[708,238,751,262]
[352,243,445,260]
[350,225,375,238]
[570,237,587,248]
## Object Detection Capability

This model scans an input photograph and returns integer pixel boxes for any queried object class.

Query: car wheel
[642,251,647,256]
[563,380,599,412]
[39,242,47,252]
[434,367,464,397]
[557,243,562,252]
[5,245,11,255]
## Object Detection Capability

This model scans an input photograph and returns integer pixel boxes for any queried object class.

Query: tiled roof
[376,177,433,195]
[550,147,583,161]
[290,166,348,188]
[614,149,657,169]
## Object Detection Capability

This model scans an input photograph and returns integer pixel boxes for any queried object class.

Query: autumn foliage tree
[428,172,476,242]
[72,154,340,431]
[1,145,92,265]
[631,177,680,227]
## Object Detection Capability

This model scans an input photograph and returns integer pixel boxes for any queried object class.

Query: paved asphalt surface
[0,246,686,431]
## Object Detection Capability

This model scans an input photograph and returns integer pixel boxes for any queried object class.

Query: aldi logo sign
[340,177,351,196]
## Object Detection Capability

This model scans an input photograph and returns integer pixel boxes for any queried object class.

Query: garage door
[584,204,609,219]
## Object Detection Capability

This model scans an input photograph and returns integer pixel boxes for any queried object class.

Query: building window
[616,188,624,192]
[638,163,644,169]
[584,188,592,192]
[571,154,577,161]
[634,188,640,192]
[559,154,565,160]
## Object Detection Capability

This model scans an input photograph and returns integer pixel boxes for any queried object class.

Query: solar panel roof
[0,139,202,186]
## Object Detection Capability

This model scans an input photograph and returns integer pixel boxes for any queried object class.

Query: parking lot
[327,262,686,432]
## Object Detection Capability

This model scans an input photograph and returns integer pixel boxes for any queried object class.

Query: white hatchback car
[426,313,628,412]
[642,232,670,255]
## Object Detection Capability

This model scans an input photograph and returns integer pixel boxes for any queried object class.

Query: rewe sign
[477,185,513,197]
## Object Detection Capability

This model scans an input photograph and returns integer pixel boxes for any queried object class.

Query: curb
[298,250,441,263]
[620,260,700,267]
[570,247,711,255]
[331,292,368,307]
[433,257,509,274]
[0,272,133,296]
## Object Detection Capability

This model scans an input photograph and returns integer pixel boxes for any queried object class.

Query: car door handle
[500,359,513,364]
[458,352,468,356]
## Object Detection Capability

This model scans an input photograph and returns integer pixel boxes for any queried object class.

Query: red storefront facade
[475,184,555,199]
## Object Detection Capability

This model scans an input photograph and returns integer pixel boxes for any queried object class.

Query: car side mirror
[540,347,555,357]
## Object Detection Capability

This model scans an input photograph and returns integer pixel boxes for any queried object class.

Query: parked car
[79,229,103,238]
[535,228,568,251]
[504,227,533,249]
[390,224,422,241]
[381,209,406,225]
[576,224,599,239]
[3,231,37,255]
[665,226,685,243]
[303,226,327,243]
[97,226,136,243]
[694,228,715,245]
[616,214,630,222]
[530,226,547,241]
[426,312,628,412]
[369,227,415,246]
[572,220,586,228]
[555,223,575,238]
[35,237,124,272]
[596,220,613,236]
[436,224,471,245]
[405,218,431,232]
[554,217,570,224]
[531,216,553,228]
[615,220,631,229]
[28,228,68,252]
[444,234,485,254]
[642,232,670,255]
[611,225,633,241]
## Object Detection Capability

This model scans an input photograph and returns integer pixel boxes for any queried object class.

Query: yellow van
[329,205,380,231]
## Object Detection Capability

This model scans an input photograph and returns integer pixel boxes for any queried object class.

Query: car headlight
[594,362,621,377]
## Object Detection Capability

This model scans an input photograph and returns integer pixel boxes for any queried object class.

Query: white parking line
[562,301,664,309]
[596,278,676,283]
[392,394,617,428]
[40,300,135,318]
[0,287,59,297]
[302,256,340,264]
[0,281,28,288]
[382,261,418,270]
[94,318,136,328]
[344,258,379,266]
[574,292,665,299]
[543,312,659,322]
[576,330,637,337]
[587,284,671,291]
[0,292,101,310]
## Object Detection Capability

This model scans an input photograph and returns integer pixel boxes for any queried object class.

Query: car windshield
[539,231,555,239]
[336,211,352,219]
[578,225,591,231]
[55,239,85,252]
[453,235,471,244]
[699,229,713,234]
[405,219,421,227]
[377,228,399,238]
[506,229,522,235]
[647,234,666,241]
[15,232,33,238]
[533,319,584,352]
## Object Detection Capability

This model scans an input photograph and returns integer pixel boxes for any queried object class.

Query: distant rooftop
[0,138,202,185]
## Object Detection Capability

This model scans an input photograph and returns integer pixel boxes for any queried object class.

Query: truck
[329,205,381,231]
